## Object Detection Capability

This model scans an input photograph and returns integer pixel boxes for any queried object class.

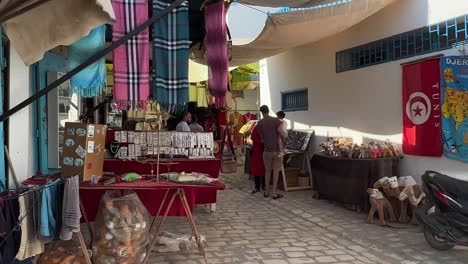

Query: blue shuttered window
[281,89,308,112]
[336,14,468,73]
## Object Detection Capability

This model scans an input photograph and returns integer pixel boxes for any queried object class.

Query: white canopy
[195,0,395,66]
[1,0,115,65]
[235,0,332,8]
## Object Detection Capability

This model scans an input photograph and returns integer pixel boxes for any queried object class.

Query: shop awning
[0,0,115,66]
[194,0,394,66]
[229,63,259,90]
[189,60,240,83]
[189,60,259,90]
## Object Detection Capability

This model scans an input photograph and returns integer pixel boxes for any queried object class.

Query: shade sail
[194,0,394,66]
[235,0,333,8]
[1,0,115,65]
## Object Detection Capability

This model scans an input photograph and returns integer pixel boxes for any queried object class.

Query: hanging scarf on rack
[16,190,45,260]
[205,0,228,107]
[153,0,190,106]
[68,25,106,98]
[112,0,150,110]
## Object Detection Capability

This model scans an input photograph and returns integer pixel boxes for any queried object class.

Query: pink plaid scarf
[112,0,150,110]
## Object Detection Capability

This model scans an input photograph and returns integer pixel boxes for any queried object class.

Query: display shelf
[109,130,215,160]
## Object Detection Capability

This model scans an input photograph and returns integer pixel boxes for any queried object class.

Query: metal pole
[0,0,52,23]
[0,0,30,20]
[0,0,185,123]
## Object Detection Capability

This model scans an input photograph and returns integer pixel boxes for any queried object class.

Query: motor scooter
[415,171,468,250]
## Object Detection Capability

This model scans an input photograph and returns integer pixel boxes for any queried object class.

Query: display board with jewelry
[108,130,215,159]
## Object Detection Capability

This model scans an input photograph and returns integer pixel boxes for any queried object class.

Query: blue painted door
[31,52,66,174]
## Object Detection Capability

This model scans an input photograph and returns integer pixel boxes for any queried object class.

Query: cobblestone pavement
[144,166,468,264]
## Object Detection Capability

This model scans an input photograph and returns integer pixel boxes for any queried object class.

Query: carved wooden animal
[399,185,425,206]
[374,176,424,225]
[367,188,396,225]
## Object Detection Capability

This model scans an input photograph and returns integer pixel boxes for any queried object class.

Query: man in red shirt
[256,105,286,199]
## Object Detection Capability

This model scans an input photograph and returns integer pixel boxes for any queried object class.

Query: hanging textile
[205,0,228,106]
[60,175,82,241]
[189,83,198,102]
[197,83,208,107]
[0,192,21,264]
[16,190,45,260]
[68,25,107,98]
[189,82,208,107]
[39,179,63,243]
[153,0,190,106]
[402,58,442,157]
[112,0,151,110]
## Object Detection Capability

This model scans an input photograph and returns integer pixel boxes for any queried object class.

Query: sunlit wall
[260,0,468,180]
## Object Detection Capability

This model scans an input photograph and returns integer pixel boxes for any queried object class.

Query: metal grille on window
[336,14,468,73]
[282,89,308,112]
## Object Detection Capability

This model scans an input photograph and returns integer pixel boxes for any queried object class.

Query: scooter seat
[434,174,468,201]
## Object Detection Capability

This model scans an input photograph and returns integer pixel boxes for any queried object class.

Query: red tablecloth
[23,178,225,221]
[81,179,225,221]
[103,159,221,204]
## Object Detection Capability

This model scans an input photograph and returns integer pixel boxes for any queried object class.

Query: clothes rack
[10,178,92,264]
[1,185,42,201]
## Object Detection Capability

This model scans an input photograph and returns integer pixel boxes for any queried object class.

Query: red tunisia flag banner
[402,58,442,156]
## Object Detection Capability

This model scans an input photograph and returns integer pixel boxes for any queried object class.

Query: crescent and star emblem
[405,92,431,125]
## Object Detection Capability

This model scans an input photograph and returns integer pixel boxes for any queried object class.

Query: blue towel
[40,179,62,242]
[68,25,106,97]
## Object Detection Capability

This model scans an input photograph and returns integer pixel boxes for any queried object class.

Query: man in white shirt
[276,111,288,155]
[189,115,204,132]
[176,112,191,132]
[276,111,288,138]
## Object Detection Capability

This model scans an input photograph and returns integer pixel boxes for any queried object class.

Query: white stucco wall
[234,88,259,113]
[8,47,34,187]
[261,0,468,180]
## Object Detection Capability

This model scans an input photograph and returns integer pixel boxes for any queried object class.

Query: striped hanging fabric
[112,0,151,110]
[152,0,190,108]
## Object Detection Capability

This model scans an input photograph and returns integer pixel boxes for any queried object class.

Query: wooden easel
[280,150,313,192]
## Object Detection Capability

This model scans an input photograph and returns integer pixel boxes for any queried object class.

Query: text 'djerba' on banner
[440,56,468,162]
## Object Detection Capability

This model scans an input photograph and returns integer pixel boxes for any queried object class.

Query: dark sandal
[272,194,283,200]
[264,193,269,198]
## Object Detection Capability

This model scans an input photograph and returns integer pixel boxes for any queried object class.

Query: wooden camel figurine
[374,176,425,225]
[367,188,396,225]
